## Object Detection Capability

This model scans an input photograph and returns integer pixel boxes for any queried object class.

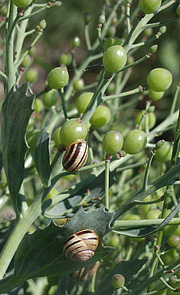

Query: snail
[71,262,98,281]
[63,229,99,262]
[62,140,88,173]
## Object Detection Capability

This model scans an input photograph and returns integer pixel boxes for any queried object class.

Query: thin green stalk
[84,24,92,50]
[60,87,68,121]
[105,158,110,210]
[113,217,180,229]
[18,5,48,22]
[126,2,131,34]
[148,110,180,292]
[81,72,113,125]
[102,86,142,102]
[118,53,151,72]
[64,52,103,102]
[0,71,8,82]
[15,32,42,68]
[5,2,16,93]
[142,151,155,190]
[14,5,33,64]
[92,1,121,51]
[0,194,42,279]
[169,85,180,116]
[171,110,180,166]
[97,26,104,52]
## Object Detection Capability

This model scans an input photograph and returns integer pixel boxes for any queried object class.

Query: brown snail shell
[63,229,99,262]
[71,262,98,281]
[62,140,88,173]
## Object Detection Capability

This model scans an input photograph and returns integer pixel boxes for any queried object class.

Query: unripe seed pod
[111,274,125,289]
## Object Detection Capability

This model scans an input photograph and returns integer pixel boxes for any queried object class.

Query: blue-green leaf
[1,83,35,209]
[34,128,51,187]
[0,207,114,293]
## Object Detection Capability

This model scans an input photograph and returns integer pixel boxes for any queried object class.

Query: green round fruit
[148,89,164,101]
[12,0,32,8]
[111,274,125,289]
[146,209,161,219]
[169,275,177,286]
[20,55,31,68]
[103,45,127,74]
[39,19,46,30]
[139,0,162,14]
[53,127,61,147]
[76,92,93,113]
[103,130,123,155]
[47,66,69,89]
[123,130,147,155]
[60,118,87,147]
[167,235,180,248]
[147,68,172,92]
[42,89,59,107]
[33,98,44,113]
[177,4,180,16]
[161,248,178,266]
[135,110,156,130]
[73,78,85,91]
[59,53,72,66]
[71,36,80,48]
[107,234,120,248]
[90,105,111,128]
[104,37,123,50]
[155,140,173,162]
[25,68,38,83]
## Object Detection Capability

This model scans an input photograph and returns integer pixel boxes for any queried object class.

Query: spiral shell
[62,140,88,173]
[71,262,98,281]
[63,229,99,262]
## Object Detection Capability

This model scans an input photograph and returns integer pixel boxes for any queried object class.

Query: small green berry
[176,4,180,16]
[12,0,32,8]
[167,235,180,248]
[111,274,125,289]
[103,130,123,155]
[103,45,127,73]
[47,66,69,89]
[90,105,111,128]
[147,68,172,92]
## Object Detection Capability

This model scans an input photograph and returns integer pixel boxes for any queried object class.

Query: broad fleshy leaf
[1,83,35,208]
[34,128,51,187]
[43,170,116,218]
[0,207,115,293]
[96,259,147,295]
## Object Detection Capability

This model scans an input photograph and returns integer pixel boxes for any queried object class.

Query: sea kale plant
[0,0,180,294]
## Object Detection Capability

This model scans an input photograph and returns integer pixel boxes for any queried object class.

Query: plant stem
[105,158,110,210]
[0,194,42,279]
[84,24,92,50]
[126,2,131,34]
[113,217,180,229]
[102,86,142,102]
[5,2,16,93]
[60,87,68,121]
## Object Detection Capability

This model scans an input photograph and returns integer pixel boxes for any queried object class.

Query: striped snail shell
[62,140,88,173]
[71,262,98,281]
[63,229,99,262]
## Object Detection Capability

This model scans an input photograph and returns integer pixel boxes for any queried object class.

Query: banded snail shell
[63,229,99,262]
[71,262,98,281]
[62,140,88,173]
